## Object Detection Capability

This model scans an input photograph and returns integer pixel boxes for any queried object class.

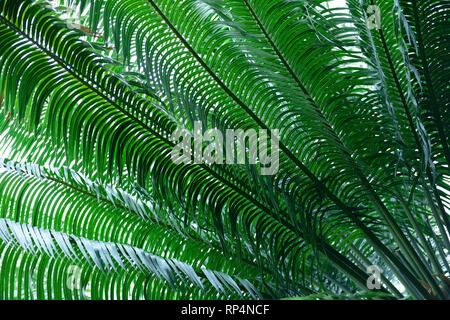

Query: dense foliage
[0,0,448,300]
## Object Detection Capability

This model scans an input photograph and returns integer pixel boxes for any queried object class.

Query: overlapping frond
[0,0,448,300]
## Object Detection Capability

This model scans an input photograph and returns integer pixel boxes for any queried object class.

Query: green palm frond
[0,158,265,299]
[0,0,448,300]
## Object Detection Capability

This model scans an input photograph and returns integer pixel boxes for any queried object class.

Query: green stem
[397,193,444,275]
